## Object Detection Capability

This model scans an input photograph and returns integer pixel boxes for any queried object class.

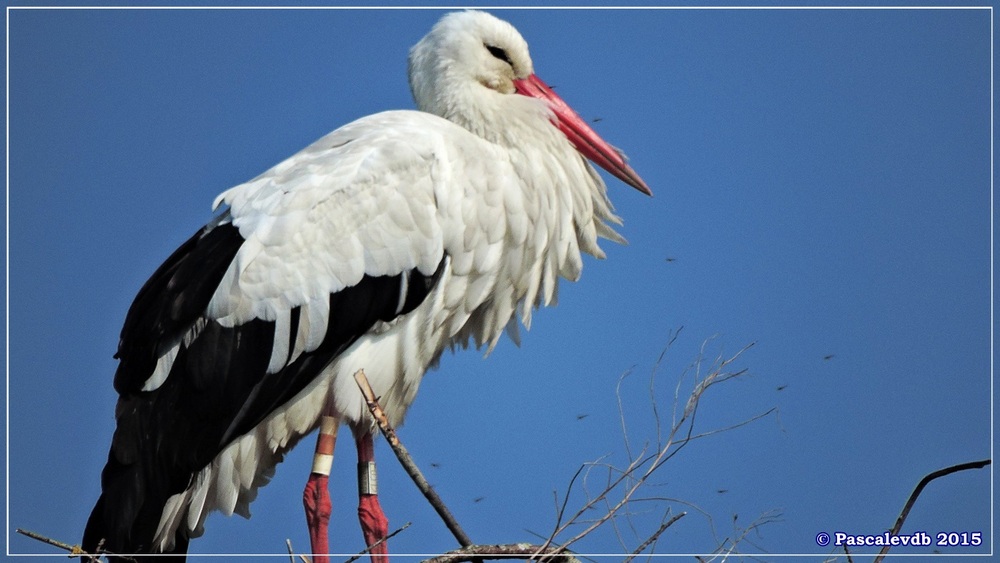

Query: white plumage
[84,10,650,560]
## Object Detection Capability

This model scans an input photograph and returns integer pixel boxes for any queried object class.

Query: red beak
[513,73,652,196]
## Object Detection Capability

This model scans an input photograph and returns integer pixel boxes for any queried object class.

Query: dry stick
[344,522,413,563]
[873,458,991,563]
[621,511,687,563]
[353,369,474,548]
[285,538,310,563]
[16,528,86,556]
[538,344,758,560]
[422,543,580,563]
[14,529,127,562]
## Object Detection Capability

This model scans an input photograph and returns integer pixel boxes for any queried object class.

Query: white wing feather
[204,110,494,341]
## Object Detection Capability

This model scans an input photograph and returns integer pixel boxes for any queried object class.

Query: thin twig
[343,522,412,563]
[16,528,87,556]
[684,407,776,441]
[531,339,765,561]
[708,508,782,560]
[354,369,474,548]
[873,459,991,563]
[616,368,636,463]
[285,538,310,563]
[650,327,683,451]
[14,529,134,562]
[621,511,686,563]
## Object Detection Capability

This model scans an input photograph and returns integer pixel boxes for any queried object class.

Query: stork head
[409,11,651,196]
[409,11,533,102]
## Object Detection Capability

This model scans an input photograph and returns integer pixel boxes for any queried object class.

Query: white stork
[82,10,651,562]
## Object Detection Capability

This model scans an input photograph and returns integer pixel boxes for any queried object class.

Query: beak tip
[519,73,654,198]
[625,171,653,197]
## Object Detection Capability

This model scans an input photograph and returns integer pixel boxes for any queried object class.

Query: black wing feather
[84,220,441,559]
[113,222,244,392]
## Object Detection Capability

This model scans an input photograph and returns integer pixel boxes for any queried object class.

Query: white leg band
[312,453,334,476]
[311,415,338,476]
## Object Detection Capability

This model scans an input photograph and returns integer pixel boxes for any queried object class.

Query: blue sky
[5,4,993,560]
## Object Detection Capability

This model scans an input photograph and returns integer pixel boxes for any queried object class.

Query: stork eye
[485,44,512,66]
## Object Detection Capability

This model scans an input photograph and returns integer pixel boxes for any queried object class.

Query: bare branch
[873,459,991,563]
[354,369,474,548]
[615,368,637,462]
[422,543,580,563]
[684,407,777,442]
[16,528,89,557]
[344,522,412,563]
[284,538,310,563]
[533,338,765,559]
[648,326,682,459]
[622,511,687,563]
[14,528,128,562]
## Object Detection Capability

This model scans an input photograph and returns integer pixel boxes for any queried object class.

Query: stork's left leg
[356,431,389,562]
[304,415,339,563]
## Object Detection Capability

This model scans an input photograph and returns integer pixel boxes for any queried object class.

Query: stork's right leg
[303,415,339,563]
[356,431,389,563]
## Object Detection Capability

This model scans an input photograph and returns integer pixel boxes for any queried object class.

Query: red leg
[303,415,338,563]
[356,432,389,563]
